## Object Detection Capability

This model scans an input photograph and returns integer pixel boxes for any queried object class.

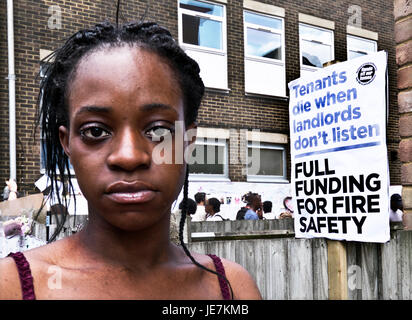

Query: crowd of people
[175,191,295,223]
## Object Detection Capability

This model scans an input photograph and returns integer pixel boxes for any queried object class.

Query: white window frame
[243,10,286,97]
[346,34,377,60]
[178,0,227,55]
[299,23,334,73]
[188,137,230,182]
[177,0,228,90]
[246,141,287,183]
[244,10,285,64]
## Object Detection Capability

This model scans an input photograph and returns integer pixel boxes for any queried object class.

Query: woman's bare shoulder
[219,257,262,300]
[0,238,69,300]
[0,255,23,299]
[191,252,262,300]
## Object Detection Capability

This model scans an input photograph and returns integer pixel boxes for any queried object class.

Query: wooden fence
[188,219,411,300]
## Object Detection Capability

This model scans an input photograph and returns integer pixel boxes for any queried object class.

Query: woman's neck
[74,209,178,271]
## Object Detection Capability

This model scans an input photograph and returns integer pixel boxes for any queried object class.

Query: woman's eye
[146,126,173,140]
[81,127,110,140]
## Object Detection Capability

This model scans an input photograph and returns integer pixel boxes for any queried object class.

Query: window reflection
[180,0,223,17]
[182,14,222,49]
[300,24,333,68]
[247,28,281,59]
[347,35,377,60]
[248,147,283,176]
[244,11,282,30]
[189,143,225,175]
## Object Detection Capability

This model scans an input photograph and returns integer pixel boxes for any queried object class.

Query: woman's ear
[58,125,71,158]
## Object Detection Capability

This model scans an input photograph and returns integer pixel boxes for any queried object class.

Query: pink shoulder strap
[7,252,36,300]
[207,254,231,300]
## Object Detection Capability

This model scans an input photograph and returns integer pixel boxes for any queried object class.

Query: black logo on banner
[356,63,376,85]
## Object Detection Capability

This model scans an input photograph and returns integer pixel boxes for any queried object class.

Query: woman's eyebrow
[75,105,112,116]
[141,103,179,116]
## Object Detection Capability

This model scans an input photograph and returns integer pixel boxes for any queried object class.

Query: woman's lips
[105,190,156,204]
[105,181,157,204]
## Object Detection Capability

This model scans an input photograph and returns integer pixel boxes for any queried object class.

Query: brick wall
[0,0,400,194]
[394,0,412,226]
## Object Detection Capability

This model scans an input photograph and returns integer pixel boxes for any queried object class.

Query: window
[299,23,334,75]
[180,0,224,50]
[244,10,286,96]
[347,35,377,60]
[178,0,228,90]
[39,63,74,174]
[247,142,287,182]
[188,137,229,181]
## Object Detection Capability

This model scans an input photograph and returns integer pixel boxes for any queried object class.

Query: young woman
[205,198,226,221]
[242,192,263,220]
[0,21,261,300]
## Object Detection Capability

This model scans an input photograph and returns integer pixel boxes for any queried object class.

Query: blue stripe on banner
[295,141,381,159]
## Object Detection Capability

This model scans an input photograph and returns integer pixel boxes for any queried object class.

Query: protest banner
[288,51,389,243]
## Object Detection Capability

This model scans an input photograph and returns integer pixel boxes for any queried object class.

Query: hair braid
[178,166,234,299]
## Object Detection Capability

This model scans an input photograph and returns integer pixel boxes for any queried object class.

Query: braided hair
[38,20,232,298]
[179,167,234,299]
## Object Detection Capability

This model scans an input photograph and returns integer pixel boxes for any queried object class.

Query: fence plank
[380,232,400,299]
[360,243,379,300]
[399,230,412,300]
[312,239,328,299]
[327,240,348,300]
[346,242,361,300]
[288,239,313,299]
[268,239,289,300]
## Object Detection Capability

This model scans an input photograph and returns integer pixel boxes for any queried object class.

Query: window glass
[246,27,281,59]
[300,24,332,43]
[300,24,333,68]
[347,36,377,60]
[189,143,225,175]
[301,39,332,67]
[244,11,282,30]
[180,0,223,17]
[182,14,222,49]
[247,144,284,177]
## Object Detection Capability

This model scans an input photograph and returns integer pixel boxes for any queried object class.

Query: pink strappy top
[7,252,36,300]
[7,252,231,300]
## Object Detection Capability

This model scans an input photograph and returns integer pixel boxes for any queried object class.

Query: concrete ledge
[247,131,288,144]
[299,13,334,30]
[243,0,285,17]
[196,127,230,139]
[346,25,378,41]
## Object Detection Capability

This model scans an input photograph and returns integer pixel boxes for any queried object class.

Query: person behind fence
[0,19,261,300]
[192,192,207,222]
[278,196,294,219]
[205,198,226,221]
[262,201,275,220]
[242,192,263,220]
[389,193,404,223]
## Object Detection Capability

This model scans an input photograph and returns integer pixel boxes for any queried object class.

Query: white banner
[288,51,389,243]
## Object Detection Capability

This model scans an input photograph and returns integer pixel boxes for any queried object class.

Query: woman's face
[59,46,194,231]
[205,201,213,215]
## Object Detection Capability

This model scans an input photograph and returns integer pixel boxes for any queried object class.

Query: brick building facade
[0,0,401,203]
[394,0,412,226]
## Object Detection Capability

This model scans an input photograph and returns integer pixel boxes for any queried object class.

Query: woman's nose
[106,128,151,171]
